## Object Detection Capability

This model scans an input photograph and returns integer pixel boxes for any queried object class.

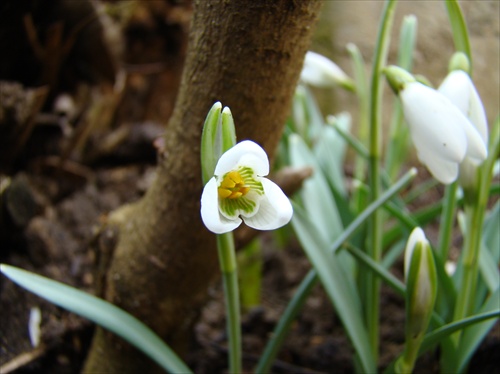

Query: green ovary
[218,167,264,218]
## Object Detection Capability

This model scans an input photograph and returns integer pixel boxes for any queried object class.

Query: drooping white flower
[400,81,487,184]
[201,140,293,234]
[300,51,353,90]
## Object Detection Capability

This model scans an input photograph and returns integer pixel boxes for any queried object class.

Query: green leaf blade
[291,205,376,373]
[1,264,192,374]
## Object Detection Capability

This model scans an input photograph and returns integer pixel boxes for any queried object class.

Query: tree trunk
[83,0,322,372]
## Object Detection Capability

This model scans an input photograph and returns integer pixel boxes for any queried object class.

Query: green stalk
[255,168,416,373]
[385,15,417,180]
[365,0,398,360]
[452,118,499,344]
[347,43,369,180]
[347,43,370,215]
[436,181,459,320]
[239,239,262,309]
[438,182,459,262]
[217,232,242,374]
[444,0,472,71]
[453,204,482,323]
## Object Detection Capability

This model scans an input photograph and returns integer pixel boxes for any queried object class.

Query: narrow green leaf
[431,249,458,321]
[327,114,369,159]
[289,133,344,242]
[292,205,376,373]
[479,241,500,293]
[344,243,405,296]
[238,238,262,309]
[315,115,350,197]
[385,309,500,374]
[290,85,324,144]
[456,288,500,373]
[483,201,500,263]
[444,0,472,70]
[254,271,317,374]
[0,264,192,374]
[346,43,369,185]
[397,15,418,70]
[302,84,325,142]
[385,15,417,180]
[422,309,499,353]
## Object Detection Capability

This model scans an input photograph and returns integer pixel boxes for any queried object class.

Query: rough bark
[83,0,322,372]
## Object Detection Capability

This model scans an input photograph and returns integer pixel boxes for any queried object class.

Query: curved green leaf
[291,204,375,373]
[445,0,472,70]
[0,264,192,374]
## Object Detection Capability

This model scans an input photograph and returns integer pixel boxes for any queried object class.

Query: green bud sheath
[401,241,437,373]
[200,102,237,185]
[384,65,417,95]
[221,107,237,154]
[201,102,223,185]
[448,51,470,74]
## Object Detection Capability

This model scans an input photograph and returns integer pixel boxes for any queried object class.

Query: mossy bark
[83,0,322,372]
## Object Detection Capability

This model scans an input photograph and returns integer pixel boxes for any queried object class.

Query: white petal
[461,116,488,162]
[404,227,428,281]
[242,178,292,230]
[300,51,349,88]
[201,178,241,234]
[467,82,489,144]
[439,70,489,153]
[402,83,469,164]
[416,148,459,184]
[438,71,471,115]
[214,140,269,176]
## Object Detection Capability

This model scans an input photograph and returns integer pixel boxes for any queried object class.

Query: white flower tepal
[201,141,293,234]
[404,227,429,282]
[300,51,352,89]
[438,70,489,159]
[400,81,487,184]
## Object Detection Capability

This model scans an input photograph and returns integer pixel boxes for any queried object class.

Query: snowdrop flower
[385,66,487,184]
[201,140,293,234]
[300,51,354,90]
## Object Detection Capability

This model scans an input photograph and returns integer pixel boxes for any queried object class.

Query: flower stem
[438,181,458,262]
[365,0,398,360]
[452,117,500,347]
[216,232,242,374]
[450,201,483,355]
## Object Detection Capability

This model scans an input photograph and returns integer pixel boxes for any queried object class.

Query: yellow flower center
[218,170,250,199]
